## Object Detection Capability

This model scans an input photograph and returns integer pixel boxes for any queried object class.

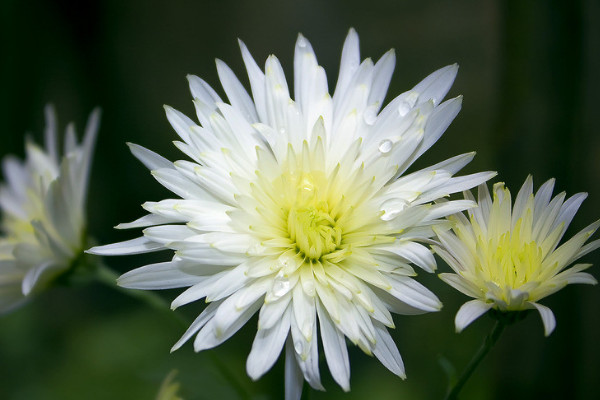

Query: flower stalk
[444,319,504,400]
[444,310,527,400]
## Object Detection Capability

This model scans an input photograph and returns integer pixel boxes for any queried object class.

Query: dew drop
[302,278,316,297]
[398,102,411,117]
[300,175,315,193]
[398,91,420,116]
[302,322,313,341]
[406,91,420,107]
[380,197,410,221]
[272,270,291,298]
[378,139,393,154]
[294,339,304,356]
[363,108,377,125]
[279,127,286,135]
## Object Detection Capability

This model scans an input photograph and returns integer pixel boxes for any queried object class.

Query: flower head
[0,106,100,312]
[436,176,599,336]
[90,29,494,397]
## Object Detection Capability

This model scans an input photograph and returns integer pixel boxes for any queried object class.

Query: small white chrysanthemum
[90,29,494,398]
[435,176,599,336]
[0,106,100,312]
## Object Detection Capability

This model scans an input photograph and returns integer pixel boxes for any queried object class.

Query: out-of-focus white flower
[436,176,599,336]
[0,106,100,312]
[90,29,494,398]
[155,370,184,400]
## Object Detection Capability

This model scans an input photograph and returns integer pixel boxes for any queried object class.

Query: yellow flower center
[484,232,543,289]
[472,216,544,303]
[282,171,342,260]
[288,204,341,260]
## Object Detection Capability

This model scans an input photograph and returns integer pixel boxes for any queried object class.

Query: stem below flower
[444,319,506,400]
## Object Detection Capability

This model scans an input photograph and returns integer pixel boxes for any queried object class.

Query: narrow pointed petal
[454,299,493,333]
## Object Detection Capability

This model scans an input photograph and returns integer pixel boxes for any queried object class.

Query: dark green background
[1,0,599,399]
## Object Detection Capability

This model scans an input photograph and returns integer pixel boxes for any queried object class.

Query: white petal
[417,172,497,204]
[412,64,458,106]
[552,192,587,235]
[170,267,242,309]
[87,237,164,256]
[454,299,493,333]
[151,168,215,201]
[409,96,462,165]
[238,40,267,123]
[22,261,55,296]
[386,274,442,312]
[317,300,350,391]
[438,273,482,298]
[143,225,197,244]
[333,28,360,104]
[377,241,437,273]
[246,305,291,380]
[43,104,59,163]
[127,143,173,170]
[216,59,258,123]
[565,271,597,285]
[368,49,395,110]
[117,261,205,290]
[116,213,174,229]
[285,336,304,400]
[260,290,294,329]
[292,283,316,341]
[530,302,556,336]
[371,320,405,378]
[511,175,534,227]
[291,310,324,390]
[193,293,263,351]
[171,300,222,352]
[164,105,197,143]
[82,107,101,160]
[371,286,430,315]
[533,178,556,222]
[187,74,222,110]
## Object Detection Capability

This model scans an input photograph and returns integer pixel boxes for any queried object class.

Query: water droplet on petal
[398,91,420,116]
[300,174,315,193]
[294,339,304,355]
[406,91,420,107]
[302,277,316,297]
[363,108,377,125]
[279,127,286,135]
[302,321,313,341]
[272,270,291,298]
[378,139,393,154]
[398,102,411,117]
[380,197,410,221]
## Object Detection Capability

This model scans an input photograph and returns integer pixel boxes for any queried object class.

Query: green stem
[444,320,506,400]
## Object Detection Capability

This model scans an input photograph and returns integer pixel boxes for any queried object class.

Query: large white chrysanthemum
[0,106,100,312]
[435,176,599,336]
[90,29,494,398]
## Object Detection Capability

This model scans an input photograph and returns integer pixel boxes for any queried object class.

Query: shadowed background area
[0,0,599,399]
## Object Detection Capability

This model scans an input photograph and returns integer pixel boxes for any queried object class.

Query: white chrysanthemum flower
[90,29,494,397]
[0,106,100,312]
[435,176,599,336]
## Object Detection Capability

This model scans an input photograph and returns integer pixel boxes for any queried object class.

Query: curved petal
[454,299,493,333]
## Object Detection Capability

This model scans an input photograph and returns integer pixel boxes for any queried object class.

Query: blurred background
[1,0,599,399]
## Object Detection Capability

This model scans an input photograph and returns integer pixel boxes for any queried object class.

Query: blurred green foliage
[1,0,599,399]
